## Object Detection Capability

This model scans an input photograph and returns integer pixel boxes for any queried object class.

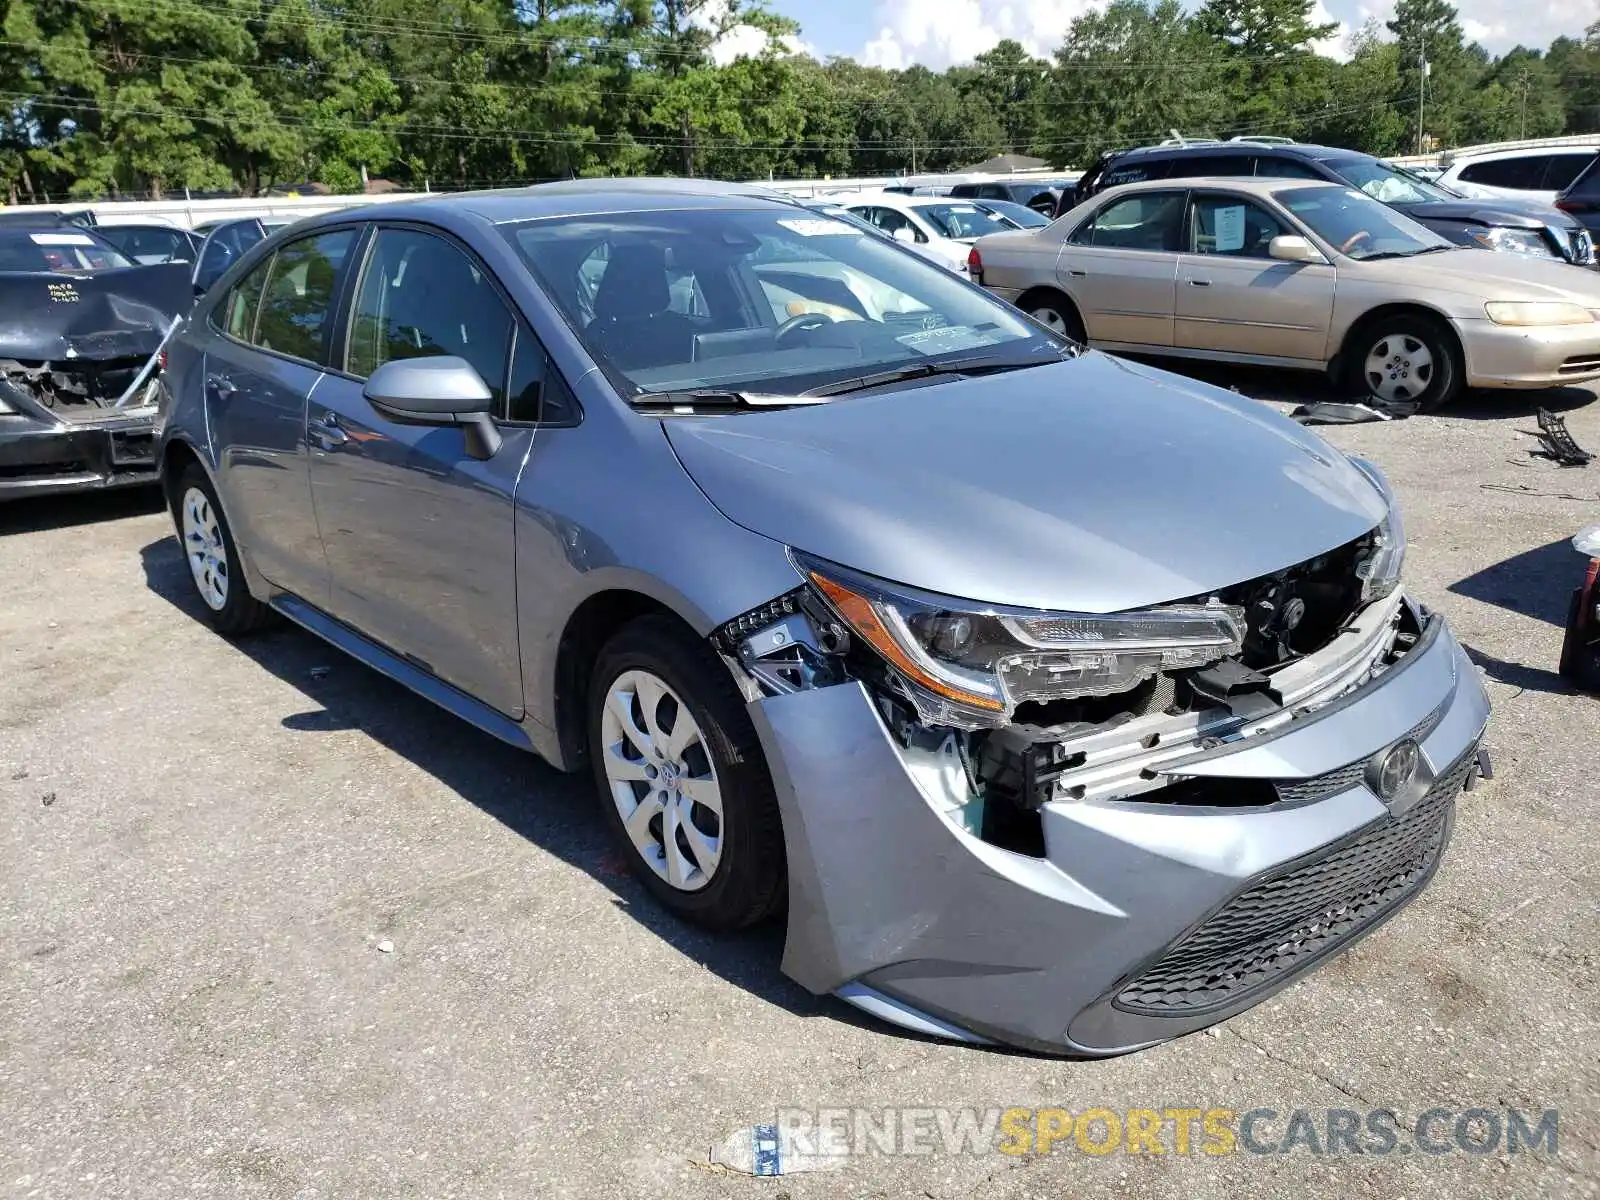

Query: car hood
[1351,247,1600,300]
[1394,196,1577,230]
[663,354,1388,612]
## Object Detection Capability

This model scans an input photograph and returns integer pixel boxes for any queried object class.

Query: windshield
[976,200,1050,229]
[1279,185,1454,260]
[1322,156,1457,204]
[909,202,1009,241]
[505,207,1057,399]
[0,229,133,272]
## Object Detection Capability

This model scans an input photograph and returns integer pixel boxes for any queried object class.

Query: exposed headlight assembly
[1347,455,1405,602]
[795,551,1245,729]
[1484,300,1595,327]
[1471,228,1558,259]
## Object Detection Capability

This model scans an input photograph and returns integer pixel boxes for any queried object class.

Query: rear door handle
[1186,278,1212,287]
[309,412,350,450]
[1067,269,1088,278]
[206,374,237,400]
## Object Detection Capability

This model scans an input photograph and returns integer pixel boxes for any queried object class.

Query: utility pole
[1416,50,1429,156]
[1513,68,1533,139]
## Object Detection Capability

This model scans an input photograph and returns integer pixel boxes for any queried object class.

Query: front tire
[172,463,274,635]
[1020,289,1087,345]
[1346,313,1462,412]
[587,616,786,931]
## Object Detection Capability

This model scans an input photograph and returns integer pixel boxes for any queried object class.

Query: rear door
[307,223,530,718]
[1175,191,1334,363]
[204,227,357,602]
[1057,190,1185,347]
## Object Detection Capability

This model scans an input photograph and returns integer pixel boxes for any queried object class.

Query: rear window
[0,230,131,273]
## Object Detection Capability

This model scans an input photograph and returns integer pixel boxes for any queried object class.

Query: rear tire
[1344,313,1462,412]
[1020,289,1087,345]
[587,615,786,931]
[172,463,275,635]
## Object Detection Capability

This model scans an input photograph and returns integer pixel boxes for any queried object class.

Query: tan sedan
[969,176,1600,409]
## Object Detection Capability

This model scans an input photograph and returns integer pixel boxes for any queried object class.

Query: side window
[1103,161,1165,187]
[255,229,355,363]
[346,227,513,408]
[1186,154,1254,178]
[1070,191,1185,252]
[872,208,926,242]
[194,220,267,294]
[1189,195,1286,257]
[506,324,580,425]
[1543,153,1595,192]
[1459,157,1546,189]
[1256,157,1326,180]
[222,254,274,342]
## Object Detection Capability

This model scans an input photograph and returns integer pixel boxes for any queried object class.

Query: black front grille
[1115,748,1475,1017]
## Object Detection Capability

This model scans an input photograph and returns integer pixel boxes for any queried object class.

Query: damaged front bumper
[0,397,160,499]
[749,596,1490,1055]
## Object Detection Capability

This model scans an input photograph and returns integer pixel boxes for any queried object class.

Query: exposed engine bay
[713,525,1420,858]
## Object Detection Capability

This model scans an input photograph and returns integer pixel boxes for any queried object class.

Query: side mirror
[363,356,502,460]
[1269,234,1324,263]
[892,226,917,244]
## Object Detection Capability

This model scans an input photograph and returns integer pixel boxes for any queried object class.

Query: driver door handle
[206,374,237,401]
[310,412,349,450]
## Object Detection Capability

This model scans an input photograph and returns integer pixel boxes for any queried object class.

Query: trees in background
[0,0,1594,200]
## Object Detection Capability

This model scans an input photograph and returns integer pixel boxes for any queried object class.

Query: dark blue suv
[1063,142,1594,268]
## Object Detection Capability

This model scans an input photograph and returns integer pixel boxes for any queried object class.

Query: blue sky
[754,0,1584,68]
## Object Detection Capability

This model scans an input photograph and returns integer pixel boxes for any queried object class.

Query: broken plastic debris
[376,939,394,954]
[1290,401,1390,425]
[1532,408,1592,467]
[709,1124,844,1177]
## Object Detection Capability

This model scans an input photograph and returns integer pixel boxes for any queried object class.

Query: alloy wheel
[1363,334,1435,404]
[181,486,229,611]
[599,669,724,892]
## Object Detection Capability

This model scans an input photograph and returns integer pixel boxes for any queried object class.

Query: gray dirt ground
[2,367,1598,1199]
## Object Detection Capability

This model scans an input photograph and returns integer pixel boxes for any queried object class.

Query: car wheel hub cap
[1363,335,1434,403]
[1031,306,1066,334]
[600,669,723,892]
[180,486,229,612]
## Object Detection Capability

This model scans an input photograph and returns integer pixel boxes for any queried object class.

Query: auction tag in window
[30,232,96,246]
[1213,206,1245,252]
[777,218,860,237]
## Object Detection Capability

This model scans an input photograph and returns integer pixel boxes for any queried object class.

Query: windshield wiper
[1360,244,1457,261]
[801,350,1070,398]
[630,389,832,411]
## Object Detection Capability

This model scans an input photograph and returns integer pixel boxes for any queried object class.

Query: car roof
[1092,176,1341,201]
[1113,141,1355,164]
[1446,145,1599,163]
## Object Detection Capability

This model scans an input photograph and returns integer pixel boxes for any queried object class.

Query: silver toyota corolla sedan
[156,181,1491,1055]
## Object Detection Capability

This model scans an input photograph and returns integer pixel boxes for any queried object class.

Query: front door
[1057,190,1185,347]
[204,228,357,602]
[307,225,530,718]
[1175,192,1335,363]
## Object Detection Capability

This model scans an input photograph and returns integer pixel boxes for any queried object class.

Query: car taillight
[967,245,983,283]
[157,349,167,371]
[1557,198,1594,214]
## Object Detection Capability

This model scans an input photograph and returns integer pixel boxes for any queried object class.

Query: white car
[841,193,1014,271]
[1434,146,1600,205]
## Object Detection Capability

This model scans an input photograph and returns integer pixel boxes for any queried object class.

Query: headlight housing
[1347,456,1405,602]
[796,551,1245,729]
[1471,227,1558,259]
[1484,300,1595,327]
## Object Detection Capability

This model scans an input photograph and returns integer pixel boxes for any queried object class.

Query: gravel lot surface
[2,367,1597,1199]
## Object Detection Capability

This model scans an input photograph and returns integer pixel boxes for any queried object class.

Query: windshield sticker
[1213,205,1246,252]
[896,325,1007,356]
[776,218,860,237]
[30,232,96,246]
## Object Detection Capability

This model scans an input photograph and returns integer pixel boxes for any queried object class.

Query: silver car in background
[156,181,1490,1054]
[972,177,1600,410]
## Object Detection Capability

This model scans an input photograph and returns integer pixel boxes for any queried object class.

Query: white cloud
[861,0,1093,71]
[854,0,1593,69]
[708,23,817,65]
